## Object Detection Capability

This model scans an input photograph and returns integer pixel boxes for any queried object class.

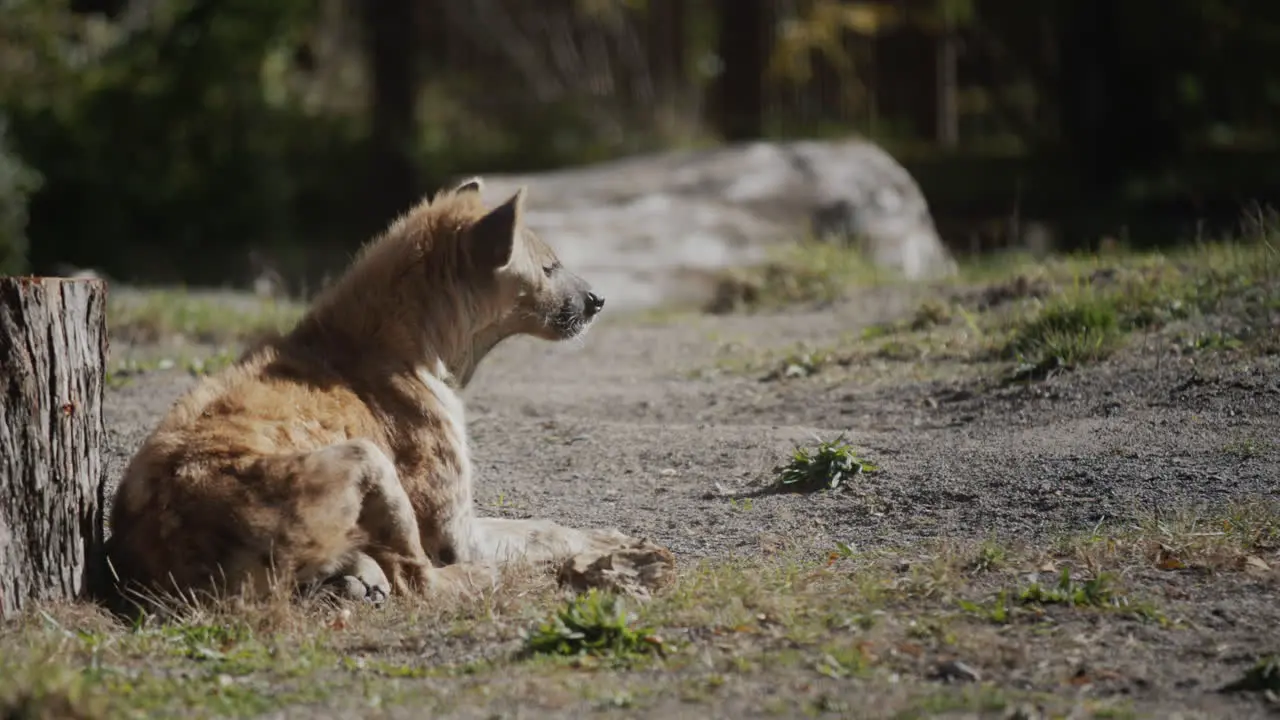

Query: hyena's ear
[469,187,525,270]
[454,176,484,195]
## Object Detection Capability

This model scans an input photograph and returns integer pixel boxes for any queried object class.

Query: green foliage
[1219,655,1280,694]
[961,567,1163,625]
[1002,233,1279,376]
[773,434,879,493]
[0,0,373,285]
[1004,296,1121,370]
[5,0,1280,290]
[107,289,304,344]
[524,590,663,661]
[705,242,889,314]
[1017,567,1119,608]
[0,115,41,275]
[967,541,1007,573]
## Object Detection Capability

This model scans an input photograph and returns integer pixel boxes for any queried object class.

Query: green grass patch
[1016,567,1122,608]
[712,231,1279,384]
[772,434,879,493]
[523,589,664,663]
[1222,436,1277,460]
[1219,655,1280,694]
[1002,295,1123,373]
[959,567,1164,625]
[704,241,895,314]
[966,540,1008,574]
[996,234,1279,373]
[105,348,242,388]
[108,288,305,345]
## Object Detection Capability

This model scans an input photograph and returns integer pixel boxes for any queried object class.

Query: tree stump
[0,277,107,619]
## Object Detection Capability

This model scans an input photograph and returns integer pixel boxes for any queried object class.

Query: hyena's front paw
[559,532,676,599]
[578,528,634,555]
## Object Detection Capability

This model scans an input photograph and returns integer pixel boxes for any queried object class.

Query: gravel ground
[88,279,1280,719]
[103,287,1279,561]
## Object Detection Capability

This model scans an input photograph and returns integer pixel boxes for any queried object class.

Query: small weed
[772,434,879,493]
[1184,331,1244,352]
[961,568,1162,624]
[958,589,1012,624]
[831,541,858,560]
[1219,655,1280,694]
[729,497,755,512]
[762,348,837,381]
[813,644,872,679]
[523,590,663,662]
[1017,567,1119,608]
[1223,437,1276,460]
[876,339,925,361]
[968,541,1007,573]
[861,323,894,340]
[911,299,953,330]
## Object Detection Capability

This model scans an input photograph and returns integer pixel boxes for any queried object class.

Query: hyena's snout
[583,290,605,319]
[549,274,605,338]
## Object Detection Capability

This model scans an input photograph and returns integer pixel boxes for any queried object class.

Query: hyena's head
[452,177,604,343]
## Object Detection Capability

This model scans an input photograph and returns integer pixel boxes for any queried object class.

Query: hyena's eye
[542,262,561,277]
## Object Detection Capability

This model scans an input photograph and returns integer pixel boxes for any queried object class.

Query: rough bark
[0,277,107,619]
[713,0,766,141]
[361,0,421,227]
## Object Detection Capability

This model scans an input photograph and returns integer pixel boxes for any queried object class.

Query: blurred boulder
[472,138,956,310]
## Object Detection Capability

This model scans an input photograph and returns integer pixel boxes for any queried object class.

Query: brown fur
[101,178,652,613]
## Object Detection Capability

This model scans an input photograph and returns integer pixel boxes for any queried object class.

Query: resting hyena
[101,178,673,611]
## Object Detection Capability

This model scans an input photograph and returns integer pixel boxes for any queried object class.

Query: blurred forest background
[2,0,1279,290]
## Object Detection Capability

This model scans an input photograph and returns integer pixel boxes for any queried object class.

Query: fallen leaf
[558,541,677,599]
[329,608,352,630]
[896,642,924,657]
[932,659,981,683]
[1244,555,1271,572]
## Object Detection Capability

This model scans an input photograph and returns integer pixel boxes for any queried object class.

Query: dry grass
[4,500,1277,719]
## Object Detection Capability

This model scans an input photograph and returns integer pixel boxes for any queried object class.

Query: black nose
[585,292,605,317]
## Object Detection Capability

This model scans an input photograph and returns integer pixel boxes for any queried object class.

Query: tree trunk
[1057,0,1178,194]
[935,20,960,148]
[647,0,687,116]
[361,0,420,227]
[0,277,107,619]
[713,0,766,141]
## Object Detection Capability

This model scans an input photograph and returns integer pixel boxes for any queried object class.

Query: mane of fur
[298,188,499,379]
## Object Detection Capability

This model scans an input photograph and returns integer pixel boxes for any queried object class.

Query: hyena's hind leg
[314,551,391,605]
[260,438,433,600]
